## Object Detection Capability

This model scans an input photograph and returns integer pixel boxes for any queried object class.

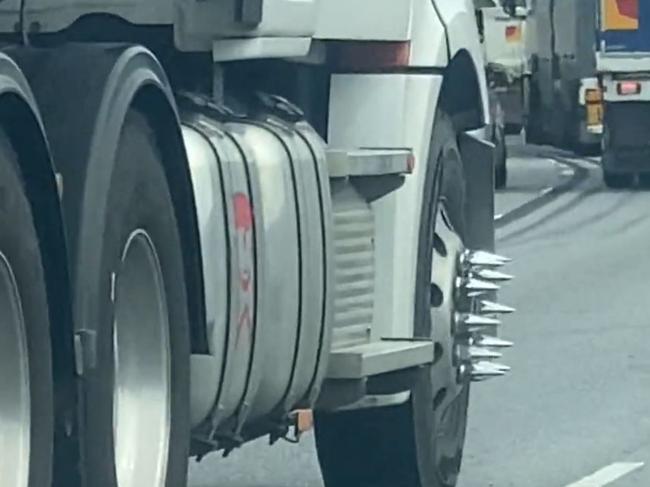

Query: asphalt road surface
[189,141,650,487]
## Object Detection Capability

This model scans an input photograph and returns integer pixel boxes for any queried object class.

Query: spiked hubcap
[428,200,515,482]
[430,210,515,400]
[455,248,515,381]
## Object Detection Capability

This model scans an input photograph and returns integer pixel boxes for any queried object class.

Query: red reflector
[617,81,641,95]
[332,41,411,70]
[407,154,415,173]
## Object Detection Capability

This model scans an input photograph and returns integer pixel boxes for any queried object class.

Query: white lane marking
[565,462,644,487]
[562,168,575,177]
[540,186,554,195]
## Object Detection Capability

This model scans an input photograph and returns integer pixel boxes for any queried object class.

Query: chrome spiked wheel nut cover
[472,335,514,349]
[471,250,511,264]
[468,346,502,361]
[457,277,500,294]
[470,361,511,381]
[479,300,516,315]
[460,250,511,270]
[455,313,501,333]
[474,269,514,283]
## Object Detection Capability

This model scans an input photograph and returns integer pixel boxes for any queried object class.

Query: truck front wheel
[0,130,55,487]
[315,111,472,487]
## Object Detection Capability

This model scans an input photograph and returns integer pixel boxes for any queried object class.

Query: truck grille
[331,185,375,345]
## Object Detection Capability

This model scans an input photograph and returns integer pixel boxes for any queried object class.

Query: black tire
[603,170,633,189]
[78,110,190,487]
[0,130,54,487]
[315,111,469,487]
[495,127,508,189]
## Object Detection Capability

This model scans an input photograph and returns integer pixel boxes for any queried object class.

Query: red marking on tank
[240,269,252,292]
[233,192,253,232]
[235,304,252,345]
[233,192,254,346]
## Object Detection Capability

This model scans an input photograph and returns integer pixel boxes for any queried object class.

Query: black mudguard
[459,130,496,252]
[0,51,80,487]
[8,45,206,354]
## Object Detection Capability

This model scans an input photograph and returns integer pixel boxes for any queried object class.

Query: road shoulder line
[565,462,644,487]
[496,157,590,229]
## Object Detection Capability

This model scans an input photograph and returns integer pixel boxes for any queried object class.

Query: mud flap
[459,130,495,252]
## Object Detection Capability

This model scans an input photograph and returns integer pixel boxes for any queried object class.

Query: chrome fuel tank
[182,95,333,439]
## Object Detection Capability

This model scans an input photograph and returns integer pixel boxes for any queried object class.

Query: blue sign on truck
[599,0,650,53]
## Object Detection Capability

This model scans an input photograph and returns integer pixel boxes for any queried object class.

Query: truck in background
[597,0,650,188]
[0,1,516,487]
[475,0,530,189]
[526,0,603,153]
[480,1,530,136]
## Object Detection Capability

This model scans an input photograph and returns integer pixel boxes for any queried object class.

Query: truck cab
[0,2,515,487]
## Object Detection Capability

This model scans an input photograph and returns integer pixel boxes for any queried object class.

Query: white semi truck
[0,1,515,486]
[479,1,529,137]
[476,0,530,188]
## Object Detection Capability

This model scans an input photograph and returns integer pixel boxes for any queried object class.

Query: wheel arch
[9,45,208,355]
[438,49,496,252]
[439,48,487,133]
[0,54,81,486]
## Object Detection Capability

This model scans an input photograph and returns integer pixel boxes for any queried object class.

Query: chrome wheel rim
[0,252,30,487]
[430,204,468,481]
[431,205,467,408]
[113,230,171,487]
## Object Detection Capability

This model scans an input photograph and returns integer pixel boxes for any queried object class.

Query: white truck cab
[0,1,515,486]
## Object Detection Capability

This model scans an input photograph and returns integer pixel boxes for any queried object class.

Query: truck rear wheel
[80,111,190,487]
[602,126,633,189]
[315,111,471,487]
[0,131,54,487]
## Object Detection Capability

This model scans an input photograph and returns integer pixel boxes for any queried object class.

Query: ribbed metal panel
[331,184,375,344]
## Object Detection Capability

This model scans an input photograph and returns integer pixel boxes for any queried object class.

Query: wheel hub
[430,207,515,401]
[113,230,171,487]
